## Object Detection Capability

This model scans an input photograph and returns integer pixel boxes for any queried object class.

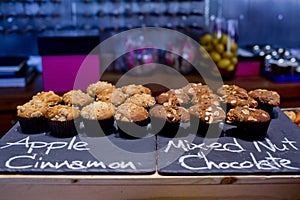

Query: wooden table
[1,173,300,199]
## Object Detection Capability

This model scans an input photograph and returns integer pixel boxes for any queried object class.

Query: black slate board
[157,107,300,175]
[0,124,156,175]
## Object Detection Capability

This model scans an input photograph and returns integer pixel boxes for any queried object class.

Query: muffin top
[121,84,151,96]
[189,103,225,124]
[62,90,94,107]
[17,100,48,118]
[223,94,258,108]
[150,104,190,123]
[81,101,115,120]
[157,89,190,105]
[115,102,149,122]
[182,83,205,96]
[96,88,128,105]
[32,91,62,106]
[46,105,80,122]
[226,107,270,123]
[248,89,280,106]
[86,81,115,97]
[191,93,221,106]
[217,84,248,99]
[183,83,213,96]
[125,93,156,108]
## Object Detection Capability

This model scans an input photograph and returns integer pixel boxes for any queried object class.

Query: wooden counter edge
[0,173,300,185]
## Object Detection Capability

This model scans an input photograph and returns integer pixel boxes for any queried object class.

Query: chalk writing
[164,137,299,172]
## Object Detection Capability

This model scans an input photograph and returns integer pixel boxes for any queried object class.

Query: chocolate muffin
[248,89,280,115]
[125,93,156,109]
[32,91,62,106]
[62,90,93,108]
[226,106,271,140]
[157,89,190,107]
[121,84,151,96]
[17,100,49,134]
[114,102,150,139]
[149,104,190,138]
[182,83,206,97]
[217,85,258,111]
[81,101,116,136]
[46,105,81,138]
[189,103,225,137]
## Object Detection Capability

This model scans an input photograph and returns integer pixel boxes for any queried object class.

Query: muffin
[121,84,151,96]
[149,104,190,138]
[81,101,116,136]
[46,105,81,138]
[32,91,62,106]
[157,89,190,107]
[86,81,115,100]
[189,103,225,137]
[114,102,150,139]
[226,106,271,140]
[217,85,258,111]
[248,89,280,115]
[62,90,93,108]
[125,93,156,109]
[17,100,49,134]
[182,83,205,97]
[97,88,128,105]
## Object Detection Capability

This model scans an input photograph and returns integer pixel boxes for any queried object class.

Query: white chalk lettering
[164,138,245,153]
[4,153,137,170]
[0,136,90,155]
[253,138,298,153]
[178,151,299,171]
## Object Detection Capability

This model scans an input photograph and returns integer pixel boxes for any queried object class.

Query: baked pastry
[97,88,128,105]
[181,83,205,97]
[149,104,190,137]
[157,89,190,107]
[32,91,62,106]
[248,89,280,115]
[62,90,93,107]
[226,106,271,140]
[86,81,115,100]
[189,103,225,137]
[217,85,258,111]
[125,93,156,109]
[46,105,81,138]
[81,101,116,136]
[115,102,150,139]
[17,100,49,134]
[283,110,300,127]
[121,84,151,96]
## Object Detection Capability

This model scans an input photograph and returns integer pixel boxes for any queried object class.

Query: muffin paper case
[116,118,150,139]
[18,116,49,134]
[189,115,223,138]
[48,119,78,138]
[82,117,116,137]
[224,120,271,141]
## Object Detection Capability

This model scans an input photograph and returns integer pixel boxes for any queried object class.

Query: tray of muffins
[0,81,300,175]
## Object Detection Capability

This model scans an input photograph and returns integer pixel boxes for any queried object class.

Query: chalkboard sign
[0,125,156,175]
[157,107,300,175]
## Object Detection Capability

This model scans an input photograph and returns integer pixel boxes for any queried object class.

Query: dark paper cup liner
[83,117,116,137]
[225,120,271,141]
[190,115,223,138]
[18,116,49,134]
[150,117,181,138]
[116,118,150,139]
[48,119,78,138]
[257,103,276,118]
